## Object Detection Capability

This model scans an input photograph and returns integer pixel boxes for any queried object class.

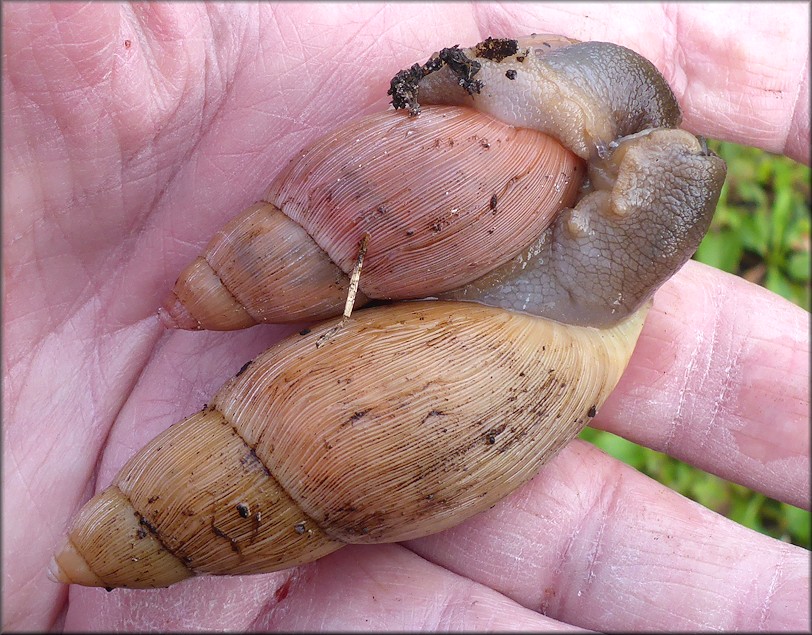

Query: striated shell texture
[52,301,646,588]
[160,106,582,330]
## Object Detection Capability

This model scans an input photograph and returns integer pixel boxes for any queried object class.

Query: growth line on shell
[316,232,371,348]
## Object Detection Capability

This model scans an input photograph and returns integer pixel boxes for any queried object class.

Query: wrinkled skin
[3,2,810,631]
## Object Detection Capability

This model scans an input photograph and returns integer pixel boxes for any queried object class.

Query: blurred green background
[580,139,811,548]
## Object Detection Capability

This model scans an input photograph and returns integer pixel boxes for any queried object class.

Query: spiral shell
[160,106,582,330]
[51,301,647,588]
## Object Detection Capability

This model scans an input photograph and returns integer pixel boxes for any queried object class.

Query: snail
[49,34,726,589]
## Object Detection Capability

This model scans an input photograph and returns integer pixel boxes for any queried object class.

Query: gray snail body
[50,35,726,589]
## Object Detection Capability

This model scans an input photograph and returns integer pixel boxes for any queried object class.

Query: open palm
[3,3,809,631]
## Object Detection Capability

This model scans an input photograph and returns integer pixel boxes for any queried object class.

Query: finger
[408,440,810,632]
[474,2,810,163]
[598,260,810,509]
[251,546,584,632]
[64,571,285,631]
[64,546,584,632]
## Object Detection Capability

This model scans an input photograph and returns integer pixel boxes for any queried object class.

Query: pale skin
[2,2,809,631]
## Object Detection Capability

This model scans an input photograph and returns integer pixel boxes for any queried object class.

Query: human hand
[3,2,809,631]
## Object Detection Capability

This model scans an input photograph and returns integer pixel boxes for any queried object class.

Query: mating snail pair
[49,34,726,589]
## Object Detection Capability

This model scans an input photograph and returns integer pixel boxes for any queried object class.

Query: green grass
[695,140,810,310]
[579,140,811,548]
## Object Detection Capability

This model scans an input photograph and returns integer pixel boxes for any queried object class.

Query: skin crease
[2,1,809,631]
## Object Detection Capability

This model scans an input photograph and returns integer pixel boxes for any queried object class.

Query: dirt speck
[472,37,519,62]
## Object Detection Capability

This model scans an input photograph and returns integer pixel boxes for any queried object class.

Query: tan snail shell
[50,34,726,589]
[51,302,646,588]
